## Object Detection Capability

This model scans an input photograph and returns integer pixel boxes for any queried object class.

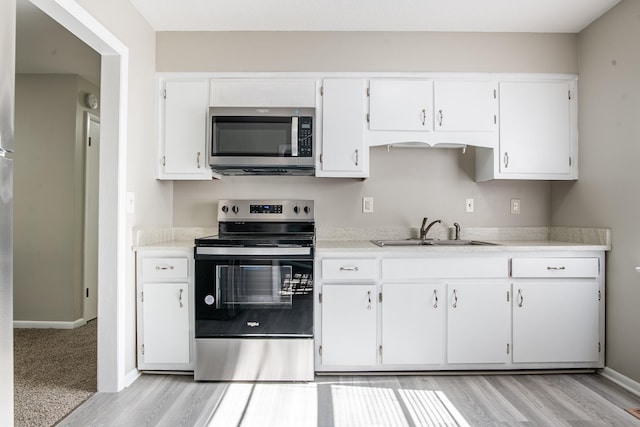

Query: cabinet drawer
[141,257,189,280]
[511,258,599,278]
[383,257,508,280]
[321,259,377,281]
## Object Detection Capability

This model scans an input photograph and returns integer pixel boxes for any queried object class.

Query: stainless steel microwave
[208,107,315,175]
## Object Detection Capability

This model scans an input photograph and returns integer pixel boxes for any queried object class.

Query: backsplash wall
[173,146,551,233]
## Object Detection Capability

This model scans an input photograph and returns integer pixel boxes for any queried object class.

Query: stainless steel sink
[370,239,498,247]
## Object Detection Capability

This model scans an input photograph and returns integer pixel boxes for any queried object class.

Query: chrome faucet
[420,218,441,240]
[453,222,461,240]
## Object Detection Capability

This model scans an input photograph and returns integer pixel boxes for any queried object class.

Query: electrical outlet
[465,198,474,213]
[511,198,521,215]
[362,197,374,213]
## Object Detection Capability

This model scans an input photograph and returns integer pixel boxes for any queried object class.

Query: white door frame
[83,111,99,322]
[29,0,129,392]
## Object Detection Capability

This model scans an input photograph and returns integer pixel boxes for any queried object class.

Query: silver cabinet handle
[197,152,201,169]
[421,109,427,126]
[339,266,360,272]
[179,288,184,308]
[547,266,566,270]
[438,109,443,127]
[354,149,359,166]
[155,265,175,271]
[452,289,458,309]
[518,289,524,308]
[504,152,509,168]
[433,289,438,308]
[367,290,372,310]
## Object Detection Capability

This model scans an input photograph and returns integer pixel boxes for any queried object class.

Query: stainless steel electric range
[194,199,314,381]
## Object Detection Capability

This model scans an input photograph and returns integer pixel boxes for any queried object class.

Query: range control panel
[218,199,314,222]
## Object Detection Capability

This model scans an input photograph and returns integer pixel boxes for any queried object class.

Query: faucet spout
[453,222,461,240]
[424,220,441,238]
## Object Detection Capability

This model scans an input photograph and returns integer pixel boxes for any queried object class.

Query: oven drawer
[141,257,189,280]
[321,258,377,281]
[511,257,600,278]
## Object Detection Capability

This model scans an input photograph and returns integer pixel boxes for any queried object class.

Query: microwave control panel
[298,117,313,157]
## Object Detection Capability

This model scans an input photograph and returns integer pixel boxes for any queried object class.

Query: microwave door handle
[291,116,299,156]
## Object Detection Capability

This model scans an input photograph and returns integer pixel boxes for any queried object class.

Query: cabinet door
[321,284,377,366]
[319,79,368,176]
[499,81,572,175]
[434,81,497,132]
[382,283,445,365]
[447,283,510,364]
[161,80,211,179]
[512,281,600,363]
[142,282,190,364]
[369,80,433,131]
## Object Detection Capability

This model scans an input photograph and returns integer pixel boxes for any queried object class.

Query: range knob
[221,205,229,213]
[304,206,311,214]
[232,205,239,214]
[293,206,300,214]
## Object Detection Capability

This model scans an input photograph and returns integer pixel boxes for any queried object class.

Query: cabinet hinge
[598,290,602,301]
[493,89,497,99]
[319,153,323,164]
[493,115,497,125]
[507,343,510,354]
[141,291,144,303]
[379,345,383,356]
[162,89,167,100]
[367,87,370,97]
[507,291,510,302]
[568,90,572,100]
[141,344,145,355]
[320,86,324,96]
[378,292,383,303]
[86,288,89,298]
[319,293,322,303]
[569,157,572,167]
[366,113,370,123]
[319,345,322,356]
[598,342,601,353]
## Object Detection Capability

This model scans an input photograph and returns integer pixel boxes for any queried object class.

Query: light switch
[511,198,521,215]
[362,197,374,213]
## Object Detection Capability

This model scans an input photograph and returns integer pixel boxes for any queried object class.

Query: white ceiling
[129,0,621,33]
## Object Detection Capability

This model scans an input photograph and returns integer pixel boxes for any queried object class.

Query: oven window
[217,263,310,309]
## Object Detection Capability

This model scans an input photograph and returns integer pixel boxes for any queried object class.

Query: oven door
[195,254,313,338]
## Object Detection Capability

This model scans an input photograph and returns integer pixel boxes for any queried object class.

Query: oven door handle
[196,246,312,256]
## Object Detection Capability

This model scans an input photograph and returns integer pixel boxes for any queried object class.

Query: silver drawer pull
[339,266,360,272]
[179,288,184,308]
[155,265,175,271]
[433,289,438,308]
[547,266,566,270]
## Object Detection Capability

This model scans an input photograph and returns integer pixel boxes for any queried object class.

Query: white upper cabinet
[366,78,498,148]
[369,80,433,131]
[476,78,578,181]
[158,79,212,180]
[316,79,368,178]
[434,81,497,133]
[209,79,316,107]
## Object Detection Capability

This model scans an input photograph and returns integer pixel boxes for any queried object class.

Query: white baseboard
[13,318,87,329]
[123,369,141,389]
[600,367,640,397]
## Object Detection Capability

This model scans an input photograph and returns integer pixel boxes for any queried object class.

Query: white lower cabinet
[136,250,194,371]
[447,282,510,364]
[381,283,445,365]
[320,283,377,366]
[315,251,604,373]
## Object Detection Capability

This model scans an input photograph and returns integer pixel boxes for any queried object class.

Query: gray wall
[157,32,577,230]
[13,74,98,322]
[551,0,640,383]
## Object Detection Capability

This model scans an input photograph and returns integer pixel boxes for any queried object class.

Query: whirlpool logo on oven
[247,321,260,328]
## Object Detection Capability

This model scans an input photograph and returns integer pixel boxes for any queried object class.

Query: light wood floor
[58,372,640,426]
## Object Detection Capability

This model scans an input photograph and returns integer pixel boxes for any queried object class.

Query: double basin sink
[370,238,498,247]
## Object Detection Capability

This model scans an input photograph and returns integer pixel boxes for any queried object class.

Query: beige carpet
[14,320,97,427]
